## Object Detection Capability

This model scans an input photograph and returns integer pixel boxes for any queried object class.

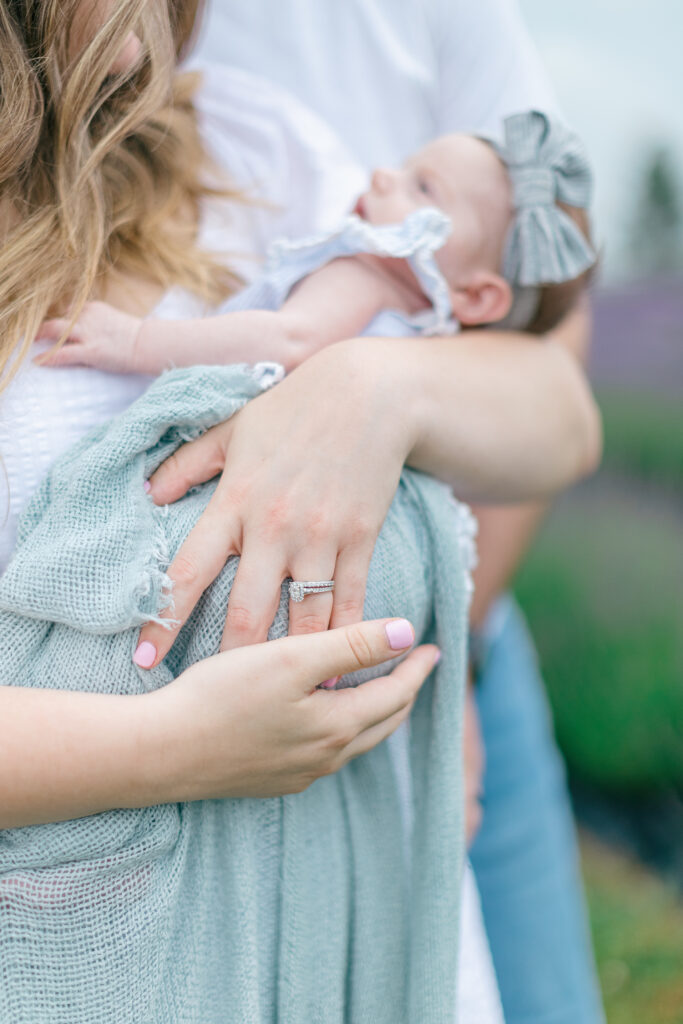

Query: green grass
[598,389,683,488]
[514,382,682,791]
[581,834,683,1024]
[515,485,683,791]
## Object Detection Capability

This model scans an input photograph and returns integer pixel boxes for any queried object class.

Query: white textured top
[0,65,365,574]
[196,0,558,167]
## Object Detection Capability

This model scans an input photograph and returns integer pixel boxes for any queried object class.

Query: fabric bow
[491,111,596,286]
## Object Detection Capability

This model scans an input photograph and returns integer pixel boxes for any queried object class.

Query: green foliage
[598,390,683,488]
[515,384,682,792]
[516,488,683,791]
[630,146,683,275]
[581,836,683,1024]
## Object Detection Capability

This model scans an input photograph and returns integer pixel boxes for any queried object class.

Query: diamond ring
[288,579,335,603]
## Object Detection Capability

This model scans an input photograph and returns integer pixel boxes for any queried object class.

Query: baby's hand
[34,301,144,374]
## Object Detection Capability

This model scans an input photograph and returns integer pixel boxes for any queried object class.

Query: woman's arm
[135,327,601,666]
[0,619,437,828]
[468,295,596,628]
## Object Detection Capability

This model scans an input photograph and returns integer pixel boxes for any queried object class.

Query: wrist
[129,686,194,806]
[134,672,236,806]
[132,317,164,376]
[331,336,423,461]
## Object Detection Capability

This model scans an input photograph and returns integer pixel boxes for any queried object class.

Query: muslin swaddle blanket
[0,365,473,1024]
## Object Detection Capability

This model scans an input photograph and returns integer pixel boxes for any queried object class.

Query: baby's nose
[371,167,397,194]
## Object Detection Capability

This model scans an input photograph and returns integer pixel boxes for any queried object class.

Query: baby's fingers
[34,317,75,344]
[33,342,87,367]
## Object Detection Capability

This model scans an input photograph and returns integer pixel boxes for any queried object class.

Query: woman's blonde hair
[0,0,239,389]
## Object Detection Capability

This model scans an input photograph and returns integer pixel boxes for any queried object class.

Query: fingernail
[433,648,442,665]
[385,619,414,651]
[320,676,340,689]
[133,641,157,668]
[143,480,152,493]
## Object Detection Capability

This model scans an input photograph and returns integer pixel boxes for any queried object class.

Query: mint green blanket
[0,366,471,1024]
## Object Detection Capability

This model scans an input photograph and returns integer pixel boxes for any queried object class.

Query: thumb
[264,617,418,693]
[148,420,234,505]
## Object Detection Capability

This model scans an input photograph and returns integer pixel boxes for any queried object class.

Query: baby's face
[355,135,513,288]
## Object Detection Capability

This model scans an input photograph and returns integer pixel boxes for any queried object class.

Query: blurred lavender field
[591,280,683,395]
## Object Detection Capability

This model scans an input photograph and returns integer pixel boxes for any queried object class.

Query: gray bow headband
[489,111,596,287]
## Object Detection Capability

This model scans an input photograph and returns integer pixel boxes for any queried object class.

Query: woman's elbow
[558,352,603,485]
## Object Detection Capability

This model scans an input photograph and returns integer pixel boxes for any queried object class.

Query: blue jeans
[470,597,605,1024]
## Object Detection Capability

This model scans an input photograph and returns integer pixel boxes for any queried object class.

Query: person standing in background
[195,2,605,1022]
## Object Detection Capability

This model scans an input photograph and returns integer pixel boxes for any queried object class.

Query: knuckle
[333,597,365,621]
[305,506,331,543]
[344,623,376,668]
[161,456,196,496]
[171,554,200,589]
[204,432,231,476]
[260,498,292,540]
[289,612,328,635]
[225,603,257,637]
[344,508,375,547]
[327,714,357,752]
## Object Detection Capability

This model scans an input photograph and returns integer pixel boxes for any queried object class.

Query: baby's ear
[450,272,512,326]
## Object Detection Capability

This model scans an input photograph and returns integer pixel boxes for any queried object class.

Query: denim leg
[470,597,605,1024]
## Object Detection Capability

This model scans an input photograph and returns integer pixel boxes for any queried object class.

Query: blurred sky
[518,0,683,280]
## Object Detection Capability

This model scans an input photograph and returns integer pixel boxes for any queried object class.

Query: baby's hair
[525,205,597,334]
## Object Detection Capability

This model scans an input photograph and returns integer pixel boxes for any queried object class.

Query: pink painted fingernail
[133,641,157,668]
[143,480,152,493]
[320,676,340,689]
[385,619,414,651]
[433,649,442,666]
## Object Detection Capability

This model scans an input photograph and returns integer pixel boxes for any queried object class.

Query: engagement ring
[288,579,335,602]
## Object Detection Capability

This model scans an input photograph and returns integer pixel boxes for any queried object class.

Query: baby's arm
[36,257,404,375]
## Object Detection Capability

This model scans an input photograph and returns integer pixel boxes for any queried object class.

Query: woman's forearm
[467,296,596,625]
[0,686,167,828]
[361,329,602,502]
[0,619,436,828]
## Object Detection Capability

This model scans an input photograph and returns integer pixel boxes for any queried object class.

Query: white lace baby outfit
[227,204,458,340]
[0,63,501,1024]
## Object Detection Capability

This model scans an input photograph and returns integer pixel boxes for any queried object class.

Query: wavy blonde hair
[0,0,240,389]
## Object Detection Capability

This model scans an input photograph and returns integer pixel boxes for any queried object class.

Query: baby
[37,111,596,376]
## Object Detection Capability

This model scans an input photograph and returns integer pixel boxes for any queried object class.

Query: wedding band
[288,579,335,603]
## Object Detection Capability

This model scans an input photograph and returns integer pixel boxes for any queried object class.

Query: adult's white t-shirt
[195,0,558,169]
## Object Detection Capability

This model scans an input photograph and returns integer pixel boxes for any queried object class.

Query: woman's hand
[136,339,417,666]
[145,618,439,801]
[134,329,600,669]
[0,618,436,827]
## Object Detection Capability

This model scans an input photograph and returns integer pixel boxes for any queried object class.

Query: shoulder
[422,0,560,134]
[190,62,367,242]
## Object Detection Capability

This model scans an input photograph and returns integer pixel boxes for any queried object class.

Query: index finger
[327,643,440,733]
[147,421,233,506]
[133,499,239,668]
